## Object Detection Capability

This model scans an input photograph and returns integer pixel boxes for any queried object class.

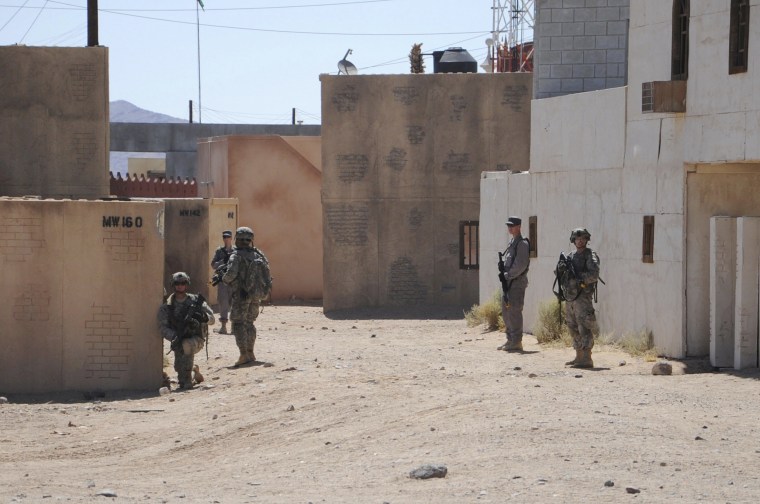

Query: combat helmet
[172,271,191,285]
[235,226,254,248]
[569,228,591,243]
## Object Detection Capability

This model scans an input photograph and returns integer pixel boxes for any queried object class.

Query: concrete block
[573,64,596,78]
[734,217,760,369]
[562,0,586,8]
[595,64,608,77]
[573,36,597,50]
[561,78,584,93]
[551,36,575,51]
[562,50,584,64]
[607,20,628,35]
[607,49,627,63]
[542,22,563,37]
[551,64,574,79]
[605,77,626,88]
[552,8,575,23]
[585,21,608,36]
[584,78,607,91]
[584,49,608,63]
[596,6,621,21]
[595,35,620,49]
[541,50,563,65]
[574,8,597,22]
[709,217,736,368]
[561,22,585,36]
[538,78,562,93]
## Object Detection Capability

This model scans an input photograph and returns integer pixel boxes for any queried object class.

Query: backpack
[242,247,273,302]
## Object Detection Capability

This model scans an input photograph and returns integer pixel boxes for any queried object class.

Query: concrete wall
[197,136,323,302]
[321,73,532,311]
[534,0,630,99]
[482,84,686,357]
[0,199,164,394]
[162,198,238,306]
[111,123,321,179]
[0,46,109,198]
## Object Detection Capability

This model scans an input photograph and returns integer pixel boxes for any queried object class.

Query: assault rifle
[210,263,229,286]
[497,251,512,307]
[168,293,209,359]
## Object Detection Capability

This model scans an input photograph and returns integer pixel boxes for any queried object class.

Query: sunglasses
[174,281,188,286]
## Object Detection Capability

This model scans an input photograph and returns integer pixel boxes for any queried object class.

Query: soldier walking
[211,230,234,334]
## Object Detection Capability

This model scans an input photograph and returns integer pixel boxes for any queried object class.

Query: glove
[193,311,209,324]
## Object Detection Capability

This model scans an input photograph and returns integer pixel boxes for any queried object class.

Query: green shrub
[464,291,505,331]
[533,298,571,345]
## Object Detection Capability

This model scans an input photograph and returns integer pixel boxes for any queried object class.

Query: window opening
[459,221,479,270]
[643,215,655,264]
[528,216,538,258]
[672,0,690,80]
[729,0,750,74]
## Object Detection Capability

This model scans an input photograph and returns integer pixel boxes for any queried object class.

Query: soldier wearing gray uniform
[222,226,269,367]
[157,272,215,389]
[559,228,600,368]
[211,230,234,334]
[497,216,530,352]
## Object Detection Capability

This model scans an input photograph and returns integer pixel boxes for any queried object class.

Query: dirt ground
[2,304,760,503]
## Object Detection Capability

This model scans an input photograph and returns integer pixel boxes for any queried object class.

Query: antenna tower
[487,0,534,73]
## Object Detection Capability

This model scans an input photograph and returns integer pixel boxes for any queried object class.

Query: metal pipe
[87,0,98,46]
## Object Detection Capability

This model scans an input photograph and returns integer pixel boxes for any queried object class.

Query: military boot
[565,349,581,366]
[571,349,594,369]
[505,340,523,352]
[193,364,204,384]
[234,351,251,367]
[218,320,228,335]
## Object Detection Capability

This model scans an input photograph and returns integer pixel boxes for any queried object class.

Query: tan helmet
[570,228,591,243]
[172,271,191,285]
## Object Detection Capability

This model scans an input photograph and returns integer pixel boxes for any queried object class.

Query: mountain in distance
[109,100,185,175]
[110,100,185,123]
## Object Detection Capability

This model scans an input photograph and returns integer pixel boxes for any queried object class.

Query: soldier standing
[497,216,530,352]
[558,228,600,368]
[211,230,234,334]
[157,272,215,389]
[222,227,270,367]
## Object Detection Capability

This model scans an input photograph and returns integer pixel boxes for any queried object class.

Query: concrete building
[534,0,630,99]
[0,198,164,394]
[198,135,323,302]
[321,73,532,311]
[0,46,109,198]
[481,0,760,368]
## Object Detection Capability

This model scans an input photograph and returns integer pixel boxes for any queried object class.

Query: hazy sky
[0,1,531,124]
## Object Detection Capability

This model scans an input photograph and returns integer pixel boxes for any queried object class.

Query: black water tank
[433,47,478,73]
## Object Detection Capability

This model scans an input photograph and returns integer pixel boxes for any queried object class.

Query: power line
[46,0,394,12]
[19,0,48,42]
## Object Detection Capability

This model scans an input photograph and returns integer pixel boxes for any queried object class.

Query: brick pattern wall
[84,304,132,380]
[13,284,51,322]
[0,216,46,263]
[535,0,630,99]
[102,229,145,262]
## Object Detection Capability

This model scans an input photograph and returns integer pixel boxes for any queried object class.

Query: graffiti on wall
[325,203,369,246]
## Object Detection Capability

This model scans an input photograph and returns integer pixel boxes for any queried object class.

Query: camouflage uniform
[561,247,600,351]
[499,231,530,349]
[222,227,268,365]
[157,291,214,389]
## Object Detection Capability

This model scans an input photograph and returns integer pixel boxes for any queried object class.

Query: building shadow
[324,305,466,321]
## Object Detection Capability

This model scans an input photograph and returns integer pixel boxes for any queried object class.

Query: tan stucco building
[198,135,323,302]
[320,73,532,311]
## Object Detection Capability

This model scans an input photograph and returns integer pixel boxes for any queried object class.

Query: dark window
[729,0,750,74]
[643,215,655,264]
[672,0,690,80]
[459,221,479,270]
[528,216,538,258]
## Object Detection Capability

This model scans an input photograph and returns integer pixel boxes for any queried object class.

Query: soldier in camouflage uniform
[211,230,234,334]
[157,272,215,389]
[222,227,268,367]
[558,228,600,368]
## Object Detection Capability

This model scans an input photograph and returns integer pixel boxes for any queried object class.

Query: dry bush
[598,329,659,361]
[533,298,571,346]
[464,291,505,331]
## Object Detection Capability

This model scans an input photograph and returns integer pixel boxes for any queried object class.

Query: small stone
[409,464,447,479]
[96,489,117,497]
[625,487,641,494]
[619,360,626,366]
[212,414,218,420]
[286,405,295,412]
[0,396,8,404]
[695,435,704,441]
[652,362,673,375]
[604,480,614,487]
[528,373,537,378]
[513,366,521,371]
[159,387,170,396]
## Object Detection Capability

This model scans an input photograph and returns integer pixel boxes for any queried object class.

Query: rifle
[497,251,512,308]
[210,263,229,287]
[168,293,209,357]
